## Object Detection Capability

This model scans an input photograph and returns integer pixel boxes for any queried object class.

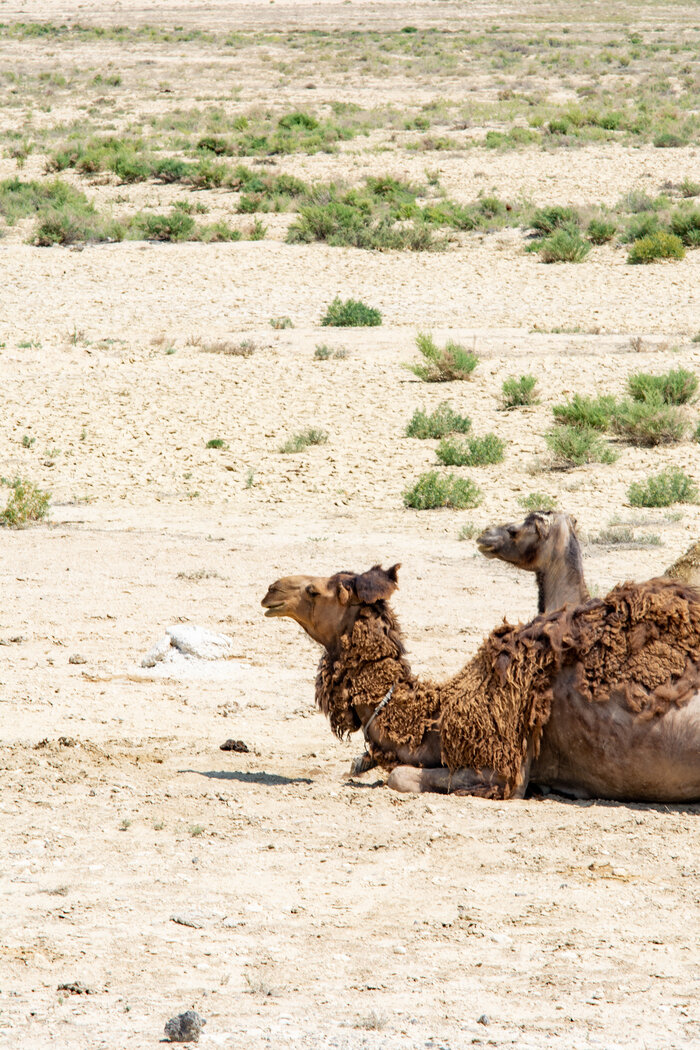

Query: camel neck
[536,564,588,614]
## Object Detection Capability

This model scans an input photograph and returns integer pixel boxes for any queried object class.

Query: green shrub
[0,476,50,526]
[153,157,193,183]
[621,213,660,243]
[112,151,152,183]
[320,297,381,327]
[552,394,617,431]
[545,425,618,468]
[406,332,478,382]
[653,131,687,148]
[628,368,697,405]
[206,438,227,449]
[33,206,123,245]
[531,206,580,235]
[403,471,482,509]
[539,228,590,263]
[405,402,471,439]
[610,399,687,446]
[628,468,698,507]
[518,491,557,511]
[679,178,700,199]
[587,218,617,244]
[134,210,195,241]
[501,374,539,408]
[627,231,685,263]
[669,207,700,247]
[278,427,328,454]
[436,433,505,466]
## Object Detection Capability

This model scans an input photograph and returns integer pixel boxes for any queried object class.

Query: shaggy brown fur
[315,578,700,793]
[316,604,441,765]
[441,577,700,790]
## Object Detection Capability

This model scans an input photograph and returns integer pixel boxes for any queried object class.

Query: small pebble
[477,1013,490,1025]
[68,653,87,665]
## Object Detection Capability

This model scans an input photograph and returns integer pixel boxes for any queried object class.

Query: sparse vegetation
[314,343,348,361]
[278,428,329,454]
[518,491,557,512]
[552,394,617,431]
[539,228,591,263]
[405,403,471,439]
[501,374,538,409]
[406,332,478,382]
[627,231,685,264]
[206,438,228,449]
[0,476,50,527]
[628,369,697,406]
[436,433,505,467]
[201,339,255,357]
[587,218,617,244]
[403,471,482,510]
[610,399,687,446]
[321,297,382,327]
[457,522,479,541]
[270,316,293,330]
[545,426,617,469]
[590,526,661,548]
[628,468,698,508]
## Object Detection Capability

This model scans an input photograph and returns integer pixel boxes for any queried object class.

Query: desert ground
[1,2,699,1047]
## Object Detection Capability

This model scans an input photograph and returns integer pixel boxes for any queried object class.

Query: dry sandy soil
[1,2,699,1048]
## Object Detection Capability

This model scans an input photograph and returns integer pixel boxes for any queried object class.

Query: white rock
[141,634,172,667]
[166,624,234,660]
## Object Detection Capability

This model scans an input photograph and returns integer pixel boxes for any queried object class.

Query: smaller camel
[477,511,589,614]
[666,540,700,587]
[477,511,700,615]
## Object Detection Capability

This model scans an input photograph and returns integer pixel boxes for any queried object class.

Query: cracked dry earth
[1,1,699,1048]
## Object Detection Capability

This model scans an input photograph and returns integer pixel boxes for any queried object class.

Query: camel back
[441,577,700,793]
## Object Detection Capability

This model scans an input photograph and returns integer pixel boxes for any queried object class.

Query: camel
[665,540,700,587]
[477,511,589,614]
[262,563,700,801]
[477,511,700,614]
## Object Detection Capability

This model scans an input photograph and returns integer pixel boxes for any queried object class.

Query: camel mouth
[263,603,288,617]
[476,533,500,558]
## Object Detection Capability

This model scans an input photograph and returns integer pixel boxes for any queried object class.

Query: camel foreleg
[386,765,506,797]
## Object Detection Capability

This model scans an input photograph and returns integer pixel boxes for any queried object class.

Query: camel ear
[352,563,400,604]
[533,513,551,538]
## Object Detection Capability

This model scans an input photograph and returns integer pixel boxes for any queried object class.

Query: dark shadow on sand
[181,768,313,787]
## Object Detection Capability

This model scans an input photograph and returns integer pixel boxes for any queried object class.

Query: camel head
[477,511,578,572]
[261,564,400,649]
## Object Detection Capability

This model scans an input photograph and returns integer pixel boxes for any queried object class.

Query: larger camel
[262,563,700,801]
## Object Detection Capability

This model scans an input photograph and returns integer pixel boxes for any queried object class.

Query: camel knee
[387,766,452,793]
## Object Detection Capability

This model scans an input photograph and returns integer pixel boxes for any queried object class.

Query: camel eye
[306,584,319,598]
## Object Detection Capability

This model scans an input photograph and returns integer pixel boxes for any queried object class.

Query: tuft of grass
[201,339,255,357]
[436,433,505,466]
[590,526,661,548]
[518,491,557,511]
[403,471,482,510]
[0,476,50,527]
[278,427,328,454]
[406,332,478,382]
[405,402,471,439]
[552,394,617,431]
[544,426,618,469]
[457,522,479,541]
[531,206,581,235]
[539,228,591,263]
[628,468,698,508]
[501,374,538,409]
[669,207,700,247]
[610,399,687,446]
[314,343,348,361]
[587,217,617,244]
[270,316,293,330]
[321,297,381,327]
[628,368,697,405]
[206,438,228,449]
[627,231,685,264]
[190,824,205,837]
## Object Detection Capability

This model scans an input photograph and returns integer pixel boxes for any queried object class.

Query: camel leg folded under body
[387,745,533,799]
